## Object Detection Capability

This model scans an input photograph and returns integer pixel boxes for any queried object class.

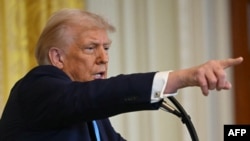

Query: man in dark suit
[0,8,243,141]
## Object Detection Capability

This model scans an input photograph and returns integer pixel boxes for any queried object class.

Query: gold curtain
[0,0,84,117]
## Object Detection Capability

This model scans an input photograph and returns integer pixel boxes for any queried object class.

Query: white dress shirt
[151,71,177,103]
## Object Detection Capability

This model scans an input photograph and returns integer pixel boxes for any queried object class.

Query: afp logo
[224,125,250,141]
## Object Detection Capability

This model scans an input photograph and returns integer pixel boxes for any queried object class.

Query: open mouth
[94,72,105,79]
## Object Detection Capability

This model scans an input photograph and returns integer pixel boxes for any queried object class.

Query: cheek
[68,54,93,69]
[76,61,95,76]
[74,65,92,81]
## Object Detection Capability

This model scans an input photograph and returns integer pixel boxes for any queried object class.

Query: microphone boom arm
[161,97,199,141]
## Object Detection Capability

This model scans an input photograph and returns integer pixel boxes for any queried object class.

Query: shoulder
[24,65,70,80]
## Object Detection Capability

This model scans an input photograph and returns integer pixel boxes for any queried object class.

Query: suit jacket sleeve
[16,65,162,128]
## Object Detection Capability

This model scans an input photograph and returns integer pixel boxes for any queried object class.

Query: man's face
[61,29,111,81]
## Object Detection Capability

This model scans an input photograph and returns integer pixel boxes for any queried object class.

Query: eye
[104,45,111,52]
[83,45,96,54]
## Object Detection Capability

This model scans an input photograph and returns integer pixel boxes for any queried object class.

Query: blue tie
[92,120,101,141]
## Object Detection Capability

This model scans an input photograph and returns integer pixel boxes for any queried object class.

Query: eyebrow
[89,39,112,45]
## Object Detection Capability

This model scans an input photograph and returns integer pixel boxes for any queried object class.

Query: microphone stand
[161,97,199,141]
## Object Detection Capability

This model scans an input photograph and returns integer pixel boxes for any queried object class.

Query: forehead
[78,29,112,43]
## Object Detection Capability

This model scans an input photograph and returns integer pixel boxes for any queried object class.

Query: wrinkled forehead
[76,28,112,46]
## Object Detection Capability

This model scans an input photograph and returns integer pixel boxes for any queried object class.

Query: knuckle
[195,67,205,76]
[197,77,207,87]
[209,78,217,84]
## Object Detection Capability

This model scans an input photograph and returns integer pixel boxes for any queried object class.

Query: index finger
[220,56,244,69]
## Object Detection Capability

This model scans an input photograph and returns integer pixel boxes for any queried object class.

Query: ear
[48,47,64,69]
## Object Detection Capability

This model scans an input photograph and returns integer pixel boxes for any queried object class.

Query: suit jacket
[0,65,161,141]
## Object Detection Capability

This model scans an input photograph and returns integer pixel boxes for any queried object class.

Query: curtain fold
[0,0,84,117]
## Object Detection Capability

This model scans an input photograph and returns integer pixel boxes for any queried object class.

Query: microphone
[160,100,181,117]
[161,97,199,141]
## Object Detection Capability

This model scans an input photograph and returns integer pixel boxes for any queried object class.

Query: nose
[96,47,109,64]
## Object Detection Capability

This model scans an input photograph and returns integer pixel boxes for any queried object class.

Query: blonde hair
[35,8,115,65]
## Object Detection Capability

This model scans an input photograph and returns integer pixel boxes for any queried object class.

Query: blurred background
[0,0,249,141]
